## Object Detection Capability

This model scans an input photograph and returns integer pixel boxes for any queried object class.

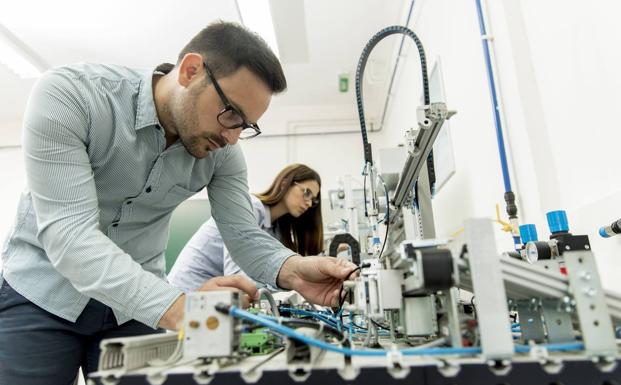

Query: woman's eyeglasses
[294,182,320,207]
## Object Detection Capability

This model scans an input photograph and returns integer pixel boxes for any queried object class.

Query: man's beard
[170,91,227,158]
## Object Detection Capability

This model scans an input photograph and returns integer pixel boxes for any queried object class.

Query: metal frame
[457,252,621,323]
[464,218,514,360]
[91,356,621,385]
[391,103,454,214]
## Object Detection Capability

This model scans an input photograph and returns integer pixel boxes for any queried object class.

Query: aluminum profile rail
[457,255,621,323]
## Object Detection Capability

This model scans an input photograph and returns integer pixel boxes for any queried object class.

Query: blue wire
[280,307,375,334]
[282,308,341,329]
[227,306,584,357]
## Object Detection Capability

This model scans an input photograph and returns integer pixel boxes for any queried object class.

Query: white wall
[379,0,621,290]
[240,103,374,193]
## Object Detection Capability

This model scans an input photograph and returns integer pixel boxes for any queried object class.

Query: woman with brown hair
[168,163,323,292]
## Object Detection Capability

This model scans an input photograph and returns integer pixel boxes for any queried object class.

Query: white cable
[258,288,280,317]
[411,337,448,349]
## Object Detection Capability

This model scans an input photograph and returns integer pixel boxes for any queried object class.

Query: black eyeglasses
[203,61,261,140]
[294,182,320,207]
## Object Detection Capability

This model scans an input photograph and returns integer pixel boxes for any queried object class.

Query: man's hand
[277,255,358,307]
[158,275,258,330]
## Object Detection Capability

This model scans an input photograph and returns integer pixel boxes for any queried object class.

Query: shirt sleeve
[207,145,296,287]
[223,195,265,276]
[22,70,181,328]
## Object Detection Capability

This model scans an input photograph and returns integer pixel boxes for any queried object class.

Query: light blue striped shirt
[0,63,295,328]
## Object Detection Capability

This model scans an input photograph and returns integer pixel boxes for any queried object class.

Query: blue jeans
[0,276,162,385]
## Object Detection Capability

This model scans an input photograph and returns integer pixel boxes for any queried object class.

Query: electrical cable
[377,173,390,260]
[362,163,369,218]
[336,266,363,317]
[247,311,350,347]
[218,305,585,357]
[348,312,354,344]
[279,307,342,330]
[370,319,391,331]
[147,330,185,367]
[245,347,285,373]
[258,288,280,317]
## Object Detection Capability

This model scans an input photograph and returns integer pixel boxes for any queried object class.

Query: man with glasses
[0,21,356,385]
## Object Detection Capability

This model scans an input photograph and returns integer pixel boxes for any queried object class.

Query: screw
[580,271,592,281]
[583,287,597,297]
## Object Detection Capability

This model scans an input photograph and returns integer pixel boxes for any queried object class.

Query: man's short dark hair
[177,21,287,94]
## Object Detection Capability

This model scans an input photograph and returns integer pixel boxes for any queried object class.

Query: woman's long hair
[255,164,323,255]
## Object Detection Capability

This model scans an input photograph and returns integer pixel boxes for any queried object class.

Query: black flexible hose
[355,26,430,165]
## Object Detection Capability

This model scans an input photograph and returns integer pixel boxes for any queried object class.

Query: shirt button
[146,186,152,193]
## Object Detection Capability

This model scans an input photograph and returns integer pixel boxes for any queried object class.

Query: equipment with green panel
[240,328,280,356]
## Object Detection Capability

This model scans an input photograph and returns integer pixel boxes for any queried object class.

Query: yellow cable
[450,227,464,238]
[495,203,516,233]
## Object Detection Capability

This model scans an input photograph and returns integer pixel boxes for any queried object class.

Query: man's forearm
[276,254,303,290]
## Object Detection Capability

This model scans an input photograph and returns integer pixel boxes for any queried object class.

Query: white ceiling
[0,0,406,130]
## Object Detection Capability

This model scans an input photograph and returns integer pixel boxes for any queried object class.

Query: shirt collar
[134,68,163,131]
[260,203,273,229]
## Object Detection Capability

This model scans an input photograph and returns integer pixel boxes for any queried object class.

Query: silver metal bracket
[564,250,617,358]
[516,299,546,343]
[540,298,574,343]
[465,218,514,360]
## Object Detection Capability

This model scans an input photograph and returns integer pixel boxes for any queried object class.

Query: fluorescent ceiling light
[236,0,280,58]
[0,23,47,79]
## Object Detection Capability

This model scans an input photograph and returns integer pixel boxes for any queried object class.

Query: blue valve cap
[519,224,538,244]
[547,210,569,233]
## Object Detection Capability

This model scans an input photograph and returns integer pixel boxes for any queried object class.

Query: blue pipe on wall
[474,0,522,247]
[474,0,512,194]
